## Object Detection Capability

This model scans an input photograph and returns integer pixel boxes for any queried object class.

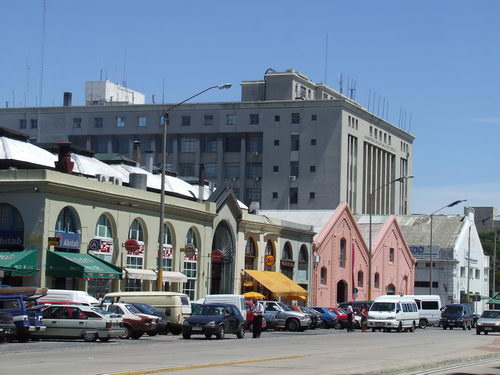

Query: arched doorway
[386,283,396,295]
[337,280,348,304]
[211,221,235,294]
[281,242,294,279]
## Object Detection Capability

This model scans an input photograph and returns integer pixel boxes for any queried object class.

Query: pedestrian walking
[346,304,354,332]
[251,299,264,338]
[360,304,368,332]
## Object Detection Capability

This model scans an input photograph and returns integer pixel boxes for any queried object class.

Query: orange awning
[244,270,308,298]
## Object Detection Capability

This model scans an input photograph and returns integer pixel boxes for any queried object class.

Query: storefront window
[183,228,198,300]
[96,214,113,238]
[245,238,256,270]
[264,240,275,271]
[55,207,78,233]
[126,219,145,291]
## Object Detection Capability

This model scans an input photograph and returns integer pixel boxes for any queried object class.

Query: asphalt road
[1,327,499,375]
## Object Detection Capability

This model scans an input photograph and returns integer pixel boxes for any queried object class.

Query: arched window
[128,219,144,242]
[125,219,145,292]
[357,270,364,288]
[298,245,308,281]
[245,238,256,270]
[0,204,24,250]
[95,214,113,238]
[55,207,78,233]
[183,228,199,300]
[339,238,346,268]
[374,272,380,289]
[386,283,396,295]
[264,240,275,271]
[281,242,294,279]
[320,267,327,285]
[159,224,174,273]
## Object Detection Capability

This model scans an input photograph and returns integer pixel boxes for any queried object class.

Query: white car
[32,304,124,342]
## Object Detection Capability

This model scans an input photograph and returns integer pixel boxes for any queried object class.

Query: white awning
[161,271,188,283]
[124,268,157,281]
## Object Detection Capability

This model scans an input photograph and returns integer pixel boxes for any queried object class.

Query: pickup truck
[0,311,15,341]
[262,301,311,331]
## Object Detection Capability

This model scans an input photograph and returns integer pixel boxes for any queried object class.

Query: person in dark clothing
[251,299,264,338]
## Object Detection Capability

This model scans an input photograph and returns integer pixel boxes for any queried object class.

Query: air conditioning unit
[289,175,297,181]
[253,152,259,156]
[254,177,261,182]
[96,174,108,182]
[231,177,238,182]
[109,176,123,186]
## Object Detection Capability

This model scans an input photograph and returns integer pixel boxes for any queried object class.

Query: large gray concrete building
[0,69,414,213]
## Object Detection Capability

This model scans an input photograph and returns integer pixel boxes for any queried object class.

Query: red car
[244,301,267,330]
[329,307,348,328]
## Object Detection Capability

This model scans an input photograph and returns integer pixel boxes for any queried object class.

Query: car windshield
[481,311,500,319]
[124,304,142,314]
[444,306,463,314]
[277,302,292,311]
[370,302,395,312]
[194,305,226,316]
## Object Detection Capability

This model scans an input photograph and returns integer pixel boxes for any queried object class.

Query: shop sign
[184,243,196,258]
[124,239,144,255]
[55,231,81,250]
[264,254,275,267]
[48,236,60,246]
[280,259,295,268]
[211,249,223,263]
[0,231,23,247]
[88,238,113,254]
[296,270,307,282]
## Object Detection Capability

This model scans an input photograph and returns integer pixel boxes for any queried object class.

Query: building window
[19,119,26,129]
[291,134,300,151]
[475,269,480,279]
[374,272,380,289]
[370,126,373,136]
[264,240,275,271]
[310,165,316,172]
[290,161,299,177]
[224,135,240,152]
[311,114,317,121]
[204,114,214,126]
[180,137,196,152]
[273,165,279,172]
[310,139,317,145]
[224,163,240,178]
[178,163,195,176]
[357,270,364,287]
[137,116,147,127]
[183,228,198,300]
[128,219,144,242]
[226,114,236,125]
[245,238,257,270]
[94,117,103,128]
[115,117,125,128]
[291,113,300,124]
[320,267,327,285]
[339,238,346,268]
[274,115,280,122]
[205,163,217,179]
[247,135,263,152]
[274,139,280,146]
[30,119,38,129]
[309,192,315,199]
[71,118,81,128]
[181,115,191,126]
[247,163,262,178]
[246,188,261,205]
[289,187,298,204]
[55,206,79,234]
[272,192,278,199]
[388,135,392,145]
[460,267,465,277]
[249,114,259,125]
[201,136,217,152]
[389,248,395,263]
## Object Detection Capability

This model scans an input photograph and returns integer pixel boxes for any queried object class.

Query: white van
[406,295,441,328]
[203,294,246,320]
[37,289,99,306]
[368,295,419,332]
[103,292,191,335]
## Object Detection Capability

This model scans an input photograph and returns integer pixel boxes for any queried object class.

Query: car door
[57,307,88,337]
[227,306,240,333]
[40,306,64,337]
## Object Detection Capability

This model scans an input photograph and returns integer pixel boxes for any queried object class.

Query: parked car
[0,287,46,341]
[262,301,311,332]
[368,296,419,332]
[310,307,338,329]
[128,303,169,335]
[37,289,99,306]
[475,310,500,335]
[406,295,442,328]
[244,301,267,331]
[441,303,474,330]
[0,311,15,341]
[329,307,348,328]
[338,301,373,314]
[203,294,247,321]
[105,303,159,339]
[31,304,123,342]
[293,306,323,329]
[182,303,245,340]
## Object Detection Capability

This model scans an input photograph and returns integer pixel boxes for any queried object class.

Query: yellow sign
[48,237,60,246]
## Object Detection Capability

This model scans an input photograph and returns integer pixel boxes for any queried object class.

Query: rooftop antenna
[162,77,165,104]
[25,56,30,107]
[408,112,412,132]
[12,89,15,108]
[100,68,103,80]
[382,97,386,118]
[324,34,328,85]
[386,101,389,122]
[339,73,343,94]
[377,94,381,115]
[122,50,127,87]
[368,89,371,112]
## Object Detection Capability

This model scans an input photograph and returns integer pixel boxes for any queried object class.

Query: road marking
[103,355,305,375]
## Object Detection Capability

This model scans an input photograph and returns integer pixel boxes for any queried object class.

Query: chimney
[198,163,205,202]
[63,92,72,106]
[129,173,147,190]
[54,141,74,174]
[132,141,141,166]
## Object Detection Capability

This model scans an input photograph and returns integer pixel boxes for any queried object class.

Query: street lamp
[156,83,232,291]
[429,200,467,295]
[368,175,414,300]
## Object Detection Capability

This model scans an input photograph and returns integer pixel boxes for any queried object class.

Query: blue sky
[1,1,499,215]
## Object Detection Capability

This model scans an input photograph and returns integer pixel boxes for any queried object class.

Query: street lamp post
[428,200,467,295]
[368,175,414,300]
[156,83,232,291]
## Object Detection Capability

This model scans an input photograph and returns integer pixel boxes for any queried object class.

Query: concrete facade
[0,69,414,214]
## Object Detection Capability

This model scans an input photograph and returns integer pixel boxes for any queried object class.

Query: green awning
[0,250,38,276]
[46,251,122,279]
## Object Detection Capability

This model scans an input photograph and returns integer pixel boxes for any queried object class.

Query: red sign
[124,239,140,252]
[264,255,275,267]
[211,249,223,263]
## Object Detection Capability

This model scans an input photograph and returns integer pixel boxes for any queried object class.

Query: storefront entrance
[210,222,234,294]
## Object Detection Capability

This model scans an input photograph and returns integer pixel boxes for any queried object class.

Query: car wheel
[205,333,212,339]
[170,326,182,335]
[99,337,111,342]
[17,333,30,342]
[285,318,300,332]
[485,331,489,335]
[83,332,98,342]
[147,331,158,336]
[450,327,454,330]
[419,319,428,329]
[236,325,245,339]
[183,332,191,339]
[372,328,376,332]
[443,326,447,330]
[216,325,225,340]
[334,321,342,330]
[387,328,392,333]
[131,332,143,340]
[476,329,481,335]
[120,325,132,339]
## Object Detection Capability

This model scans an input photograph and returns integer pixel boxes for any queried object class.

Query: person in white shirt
[251,300,265,338]
[346,305,354,332]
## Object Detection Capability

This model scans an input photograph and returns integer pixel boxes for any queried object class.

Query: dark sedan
[129,303,169,335]
[182,303,245,340]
